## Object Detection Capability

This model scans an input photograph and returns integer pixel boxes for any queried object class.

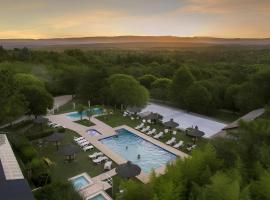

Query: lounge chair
[74,136,84,142]
[141,126,150,132]
[93,156,108,164]
[89,152,103,159]
[164,129,169,134]
[131,117,135,120]
[166,137,176,145]
[76,139,87,144]
[187,145,197,151]
[104,161,113,170]
[154,132,164,139]
[172,130,177,135]
[83,145,94,151]
[173,141,183,148]
[147,128,156,135]
[142,119,146,123]
[79,141,90,147]
[147,119,152,123]
[135,123,144,129]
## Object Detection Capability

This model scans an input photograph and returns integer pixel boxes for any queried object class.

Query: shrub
[26,128,54,140]
[31,172,51,187]
[21,146,37,162]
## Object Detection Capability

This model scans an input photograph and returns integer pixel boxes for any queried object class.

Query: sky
[0,0,270,39]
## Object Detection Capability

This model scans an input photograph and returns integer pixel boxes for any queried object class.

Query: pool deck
[47,113,189,183]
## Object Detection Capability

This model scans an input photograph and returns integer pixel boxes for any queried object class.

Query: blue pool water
[71,176,90,190]
[67,108,103,119]
[100,129,177,173]
[90,194,106,200]
[87,129,102,136]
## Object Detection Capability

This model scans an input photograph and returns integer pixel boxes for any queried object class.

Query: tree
[34,181,83,200]
[109,74,149,107]
[21,85,53,118]
[138,74,157,89]
[151,78,172,101]
[184,83,213,114]
[0,69,26,123]
[170,67,195,106]
[77,104,85,120]
[85,109,94,121]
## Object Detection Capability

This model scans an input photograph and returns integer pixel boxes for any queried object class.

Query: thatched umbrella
[144,112,163,123]
[46,132,64,151]
[33,116,48,129]
[186,127,205,138]
[116,161,141,179]
[164,118,179,129]
[59,144,80,162]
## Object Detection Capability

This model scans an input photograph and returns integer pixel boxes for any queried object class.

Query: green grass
[32,129,113,182]
[74,119,95,127]
[97,109,208,154]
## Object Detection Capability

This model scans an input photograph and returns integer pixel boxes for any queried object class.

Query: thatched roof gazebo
[46,132,64,151]
[164,118,179,129]
[59,144,80,162]
[116,161,141,179]
[186,127,205,138]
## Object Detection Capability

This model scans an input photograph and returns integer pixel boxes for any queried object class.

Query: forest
[1,45,270,124]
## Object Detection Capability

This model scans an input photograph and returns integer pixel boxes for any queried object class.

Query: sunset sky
[0,0,270,39]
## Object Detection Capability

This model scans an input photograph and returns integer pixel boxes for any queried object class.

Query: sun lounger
[147,119,152,123]
[164,129,169,134]
[76,139,87,144]
[89,152,103,159]
[74,136,84,142]
[83,145,94,151]
[187,145,197,151]
[135,123,144,130]
[131,117,135,120]
[104,161,113,170]
[147,128,156,135]
[142,119,146,123]
[172,130,177,135]
[166,137,176,145]
[173,141,184,148]
[93,156,108,164]
[141,126,150,132]
[154,132,164,139]
[79,141,90,147]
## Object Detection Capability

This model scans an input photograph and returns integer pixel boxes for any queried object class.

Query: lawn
[97,109,208,154]
[74,119,95,127]
[32,129,111,182]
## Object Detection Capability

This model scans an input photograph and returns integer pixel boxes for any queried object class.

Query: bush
[26,128,54,140]
[21,146,37,162]
[31,172,51,187]
[57,127,66,133]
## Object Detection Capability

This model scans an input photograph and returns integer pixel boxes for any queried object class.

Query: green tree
[170,67,195,106]
[251,171,270,200]
[138,74,157,89]
[184,83,213,114]
[77,104,85,120]
[85,109,94,121]
[109,74,149,107]
[151,78,172,101]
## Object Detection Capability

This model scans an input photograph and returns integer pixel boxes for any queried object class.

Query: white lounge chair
[93,156,108,164]
[154,132,164,139]
[173,141,184,148]
[104,161,113,170]
[141,126,150,132]
[187,145,197,151]
[131,117,135,120]
[135,123,144,130]
[89,152,103,159]
[142,119,146,123]
[76,139,87,144]
[79,141,90,147]
[83,145,94,151]
[147,128,156,135]
[74,136,84,142]
[164,129,169,134]
[147,119,152,124]
[172,130,177,135]
[166,137,176,145]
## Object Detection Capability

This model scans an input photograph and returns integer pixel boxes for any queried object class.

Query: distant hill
[1,36,270,50]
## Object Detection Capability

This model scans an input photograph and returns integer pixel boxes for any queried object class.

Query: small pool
[100,129,177,173]
[87,129,102,136]
[89,194,106,200]
[71,176,90,190]
[67,107,103,119]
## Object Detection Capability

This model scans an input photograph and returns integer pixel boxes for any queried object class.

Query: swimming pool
[89,194,106,200]
[66,107,103,119]
[87,129,102,136]
[100,129,177,173]
[71,175,90,190]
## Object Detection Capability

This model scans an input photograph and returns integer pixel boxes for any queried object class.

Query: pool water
[89,194,106,200]
[100,129,177,173]
[67,108,103,119]
[87,129,102,136]
[71,176,90,190]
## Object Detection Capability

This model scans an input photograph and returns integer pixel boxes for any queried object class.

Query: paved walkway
[47,112,188,183]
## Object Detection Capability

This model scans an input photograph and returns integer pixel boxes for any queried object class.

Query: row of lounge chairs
[74,136,94,151]
[88,152,112,170]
